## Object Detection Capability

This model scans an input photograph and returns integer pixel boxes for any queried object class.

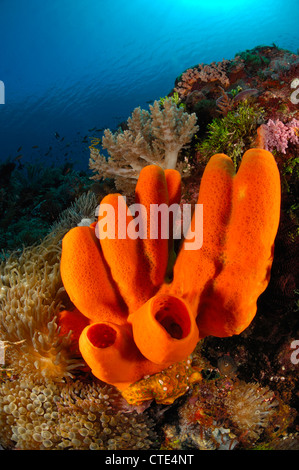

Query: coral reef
[0,45,298,451]
[175,60,231,98]
[89,98,198,192]
[0,219,158,451]
[197,101,265,165]
[0,160,98,254]
[258,118,299,154]
[59,148,280,404]
[162,375,296,450]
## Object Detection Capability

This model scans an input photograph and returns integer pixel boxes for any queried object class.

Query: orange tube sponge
[60,225,128,324]
[161,168,182,280]
[97,193,157,311]
[168,148,280,337]
[134,165,170,288]
[79,322,164,390]
[60,151,280,401]
[58,308,90,343]
[128,293,199,365]
[167,153,235,312]
[58,308,90,356]
[97,165,182,311]
[196,148,281,337]
[164,168,182,206]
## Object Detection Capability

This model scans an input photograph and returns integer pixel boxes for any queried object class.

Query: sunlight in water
[163,0,256,10]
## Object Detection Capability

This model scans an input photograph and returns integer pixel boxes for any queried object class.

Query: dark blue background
[0,0,298,170]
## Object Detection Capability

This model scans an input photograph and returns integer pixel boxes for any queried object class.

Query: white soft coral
[89,98,198,191]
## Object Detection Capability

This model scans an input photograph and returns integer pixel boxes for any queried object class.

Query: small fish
[17,146,22,152]
[54,132,60,139]
[96,128,104,132]
[88,127,96,132]
[14,154,23,161]
[32,145,39,149]
[60,137,65,141]
[233,88,259,103]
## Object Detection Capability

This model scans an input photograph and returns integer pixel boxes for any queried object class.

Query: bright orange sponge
[168,148,281,337]
[128,293,199,365]
[59,151,281,401]
[60,225,128,325]
[78,322,163,390]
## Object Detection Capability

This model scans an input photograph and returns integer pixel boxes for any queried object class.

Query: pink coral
[263,118,299,154]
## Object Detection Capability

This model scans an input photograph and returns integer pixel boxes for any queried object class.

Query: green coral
[236,48,271,67]
[159,91,186,109]
[230,85,243,98]
[283,156,299,178]
[282,155,299,225]
[197,101,265,166]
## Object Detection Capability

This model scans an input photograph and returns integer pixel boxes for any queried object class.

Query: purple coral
[263,118,299,154]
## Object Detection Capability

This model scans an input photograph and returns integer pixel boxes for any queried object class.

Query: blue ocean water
[0,0,298,170]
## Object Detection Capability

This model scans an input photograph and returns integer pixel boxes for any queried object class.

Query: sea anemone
[0,378,156,450]
[224,382,278,441]
[0,230,82,382]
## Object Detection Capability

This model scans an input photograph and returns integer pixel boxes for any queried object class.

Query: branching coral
[175,60,231,99]
[89,98,199,191]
